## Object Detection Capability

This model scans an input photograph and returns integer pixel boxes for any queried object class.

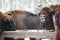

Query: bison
[39,7,55,30]
[4,9,55,30]
[49,5,60,40]
[54,5,60,40]
[55,11,60,40]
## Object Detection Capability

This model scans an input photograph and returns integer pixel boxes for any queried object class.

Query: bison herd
[0,5,60,40]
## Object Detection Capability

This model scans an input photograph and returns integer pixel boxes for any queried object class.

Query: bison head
[39,7,55,30]
[39,7,52,23]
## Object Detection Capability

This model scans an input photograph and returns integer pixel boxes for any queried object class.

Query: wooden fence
[0,30,56,40]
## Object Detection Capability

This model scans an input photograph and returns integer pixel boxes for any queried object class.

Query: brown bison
[54,5,60,40]
[48,5,60,40]
[49,5,60,40]
[55,11,60,40]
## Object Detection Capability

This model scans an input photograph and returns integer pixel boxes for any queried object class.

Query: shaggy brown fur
[53,5,60,40]
[0,12,4,19]
[0,12,5,33]
[55,11,60,40]
[5,10,40,30]
[48,5,55,15]
[5,10,29,16]
[49,5,55,11]
[48,5,60,40]
[41,7,51,12]
[40,7,55,30]
[55,5,60,12]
